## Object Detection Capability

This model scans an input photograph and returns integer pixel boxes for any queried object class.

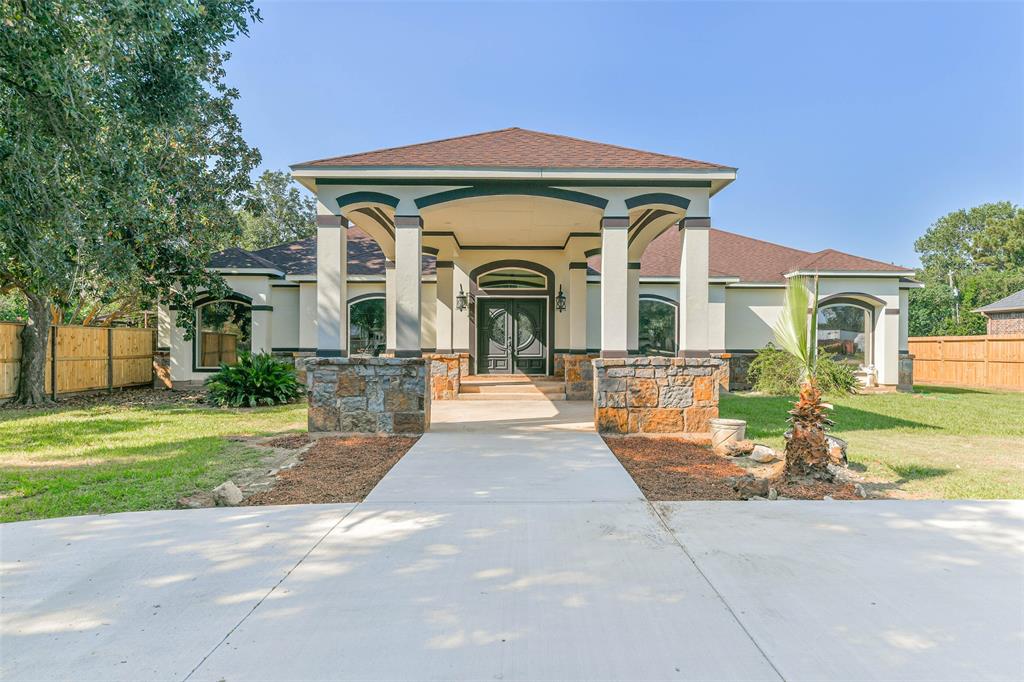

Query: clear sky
[224,1,1023,268]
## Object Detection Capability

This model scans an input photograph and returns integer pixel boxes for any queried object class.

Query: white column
[316,212,347,356]
[898,288,910,354]
[435,262,454,353]
[568,262,589,353]
[394,214,422,356]
[452,261,471,353]
[708,284,727,352]
[876,305,900,386]
[678,217,710,356]
[298,282,317,350]
[385,259,396,354]
[627,263,640,354]
[157,304,171,350]
[600,215,629,357]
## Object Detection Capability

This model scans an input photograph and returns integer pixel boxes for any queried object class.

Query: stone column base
[424,352,470,400]
[593,356,726,435]
[152,350,171,389]
[898,352,915,393]
[306,356,430,435]
[557,352,597,400]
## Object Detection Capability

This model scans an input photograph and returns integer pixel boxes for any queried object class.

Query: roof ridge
[511,127,735,170]
[797,246,908,271]
[294,127,523,167]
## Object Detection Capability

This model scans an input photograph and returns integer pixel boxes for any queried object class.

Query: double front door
[477,298,547,375]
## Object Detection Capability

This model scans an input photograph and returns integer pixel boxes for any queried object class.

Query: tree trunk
[13,293,53,406]
[784,424,832,481]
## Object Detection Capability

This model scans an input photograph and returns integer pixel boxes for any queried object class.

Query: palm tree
[772,275,836,480]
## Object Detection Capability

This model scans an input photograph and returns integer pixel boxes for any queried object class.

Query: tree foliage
[910,202,1024,336]
[237,170,315,251]
[0,0,261,402]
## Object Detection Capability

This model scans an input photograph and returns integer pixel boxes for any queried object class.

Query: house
[158,128,919,432]
[975,289,1024,335]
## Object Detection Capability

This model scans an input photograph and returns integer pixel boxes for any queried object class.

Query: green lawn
[0,401,306,523]
[721,386,1024,499]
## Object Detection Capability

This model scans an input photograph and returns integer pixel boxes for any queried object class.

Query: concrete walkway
[2,401,1022,681]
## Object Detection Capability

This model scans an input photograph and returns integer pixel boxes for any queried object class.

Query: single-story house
[158,128,919,431]
[975,289,1024,335]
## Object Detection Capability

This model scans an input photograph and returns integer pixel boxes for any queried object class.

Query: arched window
[478,268,546,289]
[817,303,872,365]
[197,301,251,368]
[349,296,385,356]
[639,297,677,356]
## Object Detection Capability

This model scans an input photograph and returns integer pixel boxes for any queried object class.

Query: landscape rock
[854,483,868,499]
[827,435,849,465]
[733,475,771,499]
[768,487,778,500]
[212,480,243,506]
[749,445,780,463]
[719,439,755,457]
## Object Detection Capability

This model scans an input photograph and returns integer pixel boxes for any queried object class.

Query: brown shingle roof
[296,128,732,171]
[216,228,906,284]
[589,229,910,282]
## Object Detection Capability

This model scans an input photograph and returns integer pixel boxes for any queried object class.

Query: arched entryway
[469,260,555,375]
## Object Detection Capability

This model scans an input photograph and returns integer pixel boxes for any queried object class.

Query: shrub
[747,345,859,396]
[204,352,302,407]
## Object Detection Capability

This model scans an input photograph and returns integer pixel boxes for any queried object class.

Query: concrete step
[460,383,564,394]
[456,392,566,401]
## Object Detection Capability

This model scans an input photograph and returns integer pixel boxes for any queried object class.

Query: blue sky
[225,1,1023,268]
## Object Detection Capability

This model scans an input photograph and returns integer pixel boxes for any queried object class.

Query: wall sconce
[555,284,567,312]
[455,284,468,312]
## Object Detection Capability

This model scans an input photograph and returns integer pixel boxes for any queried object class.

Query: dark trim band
[336,191,400,210]
[600,350,630,359]
[435,260,454,269]
[415,184,608,211]
[394,349,423,358]
[625,193,691,211]
[680,216,711,229]
[569,262,589,270]
[316,349,347,358]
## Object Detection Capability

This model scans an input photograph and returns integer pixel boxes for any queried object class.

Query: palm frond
[772,276,818,380]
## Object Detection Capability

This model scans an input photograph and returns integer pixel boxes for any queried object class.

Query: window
[817,303,871,365]
[639,298,677,356]
[478,268,546,289]
[198,301,250,368]
[349,297,385,356]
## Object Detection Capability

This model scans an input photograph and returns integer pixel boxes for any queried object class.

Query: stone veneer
[306,356,430,435]
[558,352,598,400]
[592,356,725,435]
[897,352,914,392]
[424,352,470,400]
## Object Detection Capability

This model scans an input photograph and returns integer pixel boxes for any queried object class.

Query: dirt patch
[604,436,860,501]
[245,436,418,505]
[3,387,207,411]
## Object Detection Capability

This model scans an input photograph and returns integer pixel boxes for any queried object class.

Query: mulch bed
[245,436,418,505]
[263,433,312,449]
[604,437,859,501]
[3,387,207,411]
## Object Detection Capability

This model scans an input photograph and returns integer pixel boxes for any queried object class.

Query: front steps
[457,375,566,401]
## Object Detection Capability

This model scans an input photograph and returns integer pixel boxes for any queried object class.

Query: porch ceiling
[420,195,603,247]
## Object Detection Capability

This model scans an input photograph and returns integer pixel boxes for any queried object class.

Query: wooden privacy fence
[0,322,155,399]
[908,334,1024,390]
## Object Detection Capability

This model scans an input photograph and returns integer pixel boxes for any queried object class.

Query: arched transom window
[478,268,546,289]
[349,296,385,356]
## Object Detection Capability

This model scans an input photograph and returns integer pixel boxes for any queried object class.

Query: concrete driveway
[2,401,1022,681]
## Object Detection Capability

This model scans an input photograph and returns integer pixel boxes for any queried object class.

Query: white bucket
[709,418,747,455]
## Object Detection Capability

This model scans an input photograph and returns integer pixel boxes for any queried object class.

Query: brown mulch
[604,436,859,501]
[245,436,418,505]
[263,433,312,450]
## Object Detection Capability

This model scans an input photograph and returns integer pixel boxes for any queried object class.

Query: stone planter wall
[306,356,430,435]
[558,352,597,400]
[592,357,725,435]
[424,352,470,400]
[721,352,756,391]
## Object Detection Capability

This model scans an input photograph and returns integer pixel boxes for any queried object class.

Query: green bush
[204,352,302,407]
[747,345,859,396]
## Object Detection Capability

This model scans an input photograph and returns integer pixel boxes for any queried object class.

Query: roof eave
[783,269,917,279]
[290,165,737,183]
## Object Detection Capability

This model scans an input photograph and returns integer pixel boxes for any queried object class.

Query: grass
[720,385,1024,499]
[0,401,306,523]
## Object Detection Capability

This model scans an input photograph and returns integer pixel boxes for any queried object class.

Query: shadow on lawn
[720,393,937,441]
[0,418,152,452]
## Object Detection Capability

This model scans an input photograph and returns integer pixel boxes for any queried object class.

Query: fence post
[107,327,114,392]
[50,325,58,400]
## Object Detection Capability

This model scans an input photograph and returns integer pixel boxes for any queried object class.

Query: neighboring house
[975,289,1024,335]
[159,128,920,391]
